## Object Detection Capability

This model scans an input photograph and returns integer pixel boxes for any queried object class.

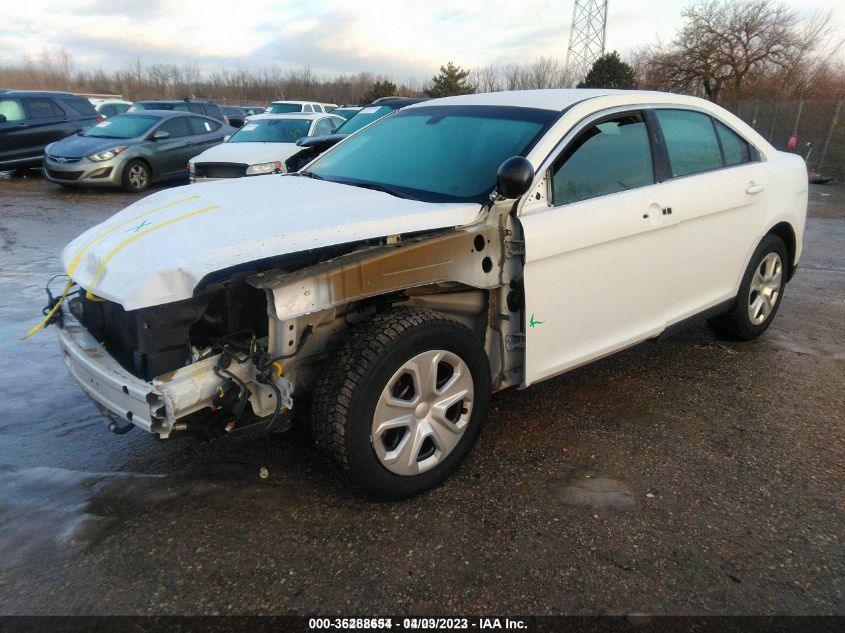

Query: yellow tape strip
[85,204,221,300]
[21,279,74,340]
[67,194,200,276]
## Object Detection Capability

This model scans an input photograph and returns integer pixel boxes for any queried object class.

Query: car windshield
[266,103,303,114]
[336,106,394,134]
[228,118,312,143]
[306,105,556,203]
[83,115,159,139]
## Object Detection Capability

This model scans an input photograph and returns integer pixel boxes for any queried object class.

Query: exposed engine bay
[53,215,527,441]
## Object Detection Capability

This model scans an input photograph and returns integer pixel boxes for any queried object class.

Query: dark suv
[0,90,102,170]
[129,99,226,123]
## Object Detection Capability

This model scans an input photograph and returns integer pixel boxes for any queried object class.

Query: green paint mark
[529,313,544,328]
[125,219,152,233]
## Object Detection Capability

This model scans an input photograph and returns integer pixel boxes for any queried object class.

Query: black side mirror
[496,156,534,199]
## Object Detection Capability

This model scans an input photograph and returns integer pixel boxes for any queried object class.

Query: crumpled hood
[62,175,483,310]
[191,142,299,167]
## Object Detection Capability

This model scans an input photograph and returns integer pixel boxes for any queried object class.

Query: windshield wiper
[298,171,325,180]
[339,180,412,200]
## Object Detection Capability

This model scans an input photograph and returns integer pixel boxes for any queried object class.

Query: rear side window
[189,117,221,134]
[157,117,191,138]
[0,98,26,121]
[187,104,205,114]
[205,105,222,119]
[25,98,64,119]
[312,117,335,136]
[552,113,654,205]
[61,97,97,115]
[656,109,723,177]
[303,104,313,112]
[714,120,751,166]
[114,103,130,115]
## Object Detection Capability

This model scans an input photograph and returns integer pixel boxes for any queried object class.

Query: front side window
[656,109,723,177]
[26,98,63,119]
[307,105,556,203]
[227,118,311,143]
[156,117,191,138]
[551,113,654,206]
[83,115,159,139]
[714,120,752,166]
[187,104,205,114]
[0,98,26,122]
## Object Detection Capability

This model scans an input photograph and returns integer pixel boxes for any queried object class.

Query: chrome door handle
[746,182,764,194]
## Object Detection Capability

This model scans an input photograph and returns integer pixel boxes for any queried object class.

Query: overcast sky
[1,0,841,80]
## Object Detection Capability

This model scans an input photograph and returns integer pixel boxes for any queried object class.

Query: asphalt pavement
[0,172,842,615]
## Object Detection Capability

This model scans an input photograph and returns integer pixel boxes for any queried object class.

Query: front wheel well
[766,222,797,281]
[125,157,153,181]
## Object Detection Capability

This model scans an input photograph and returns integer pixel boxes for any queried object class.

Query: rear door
[150,116,193,178]
[649,109,769,323]
[520,111,676,384]
[22,97,68,154]
[188,116,225,156]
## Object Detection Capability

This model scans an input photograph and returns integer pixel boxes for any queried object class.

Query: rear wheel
[707,234,788,340]
[121,159,150,192]
[311,308,491,499]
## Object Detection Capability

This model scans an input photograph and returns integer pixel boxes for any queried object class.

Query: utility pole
[565,0,609,87]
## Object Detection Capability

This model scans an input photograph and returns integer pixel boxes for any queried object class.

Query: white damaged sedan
[188,112,345,181]
[44,89,807,499]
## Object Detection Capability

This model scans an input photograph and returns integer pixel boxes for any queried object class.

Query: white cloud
[0,0,841,78]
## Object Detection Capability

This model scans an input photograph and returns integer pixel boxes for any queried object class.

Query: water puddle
[547,468,636,510]
[0,465,179,575]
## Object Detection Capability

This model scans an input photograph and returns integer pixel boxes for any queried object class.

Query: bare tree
[654,0,836,104]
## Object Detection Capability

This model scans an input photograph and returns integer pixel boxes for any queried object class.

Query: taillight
[274,161,282,171]
[96,115,106,123]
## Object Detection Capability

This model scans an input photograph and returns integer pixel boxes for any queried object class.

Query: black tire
[121,159,150,193]
[707,234,788,340]
[311,307,491,500]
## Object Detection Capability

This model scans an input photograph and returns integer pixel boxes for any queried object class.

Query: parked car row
[0,89,416,190]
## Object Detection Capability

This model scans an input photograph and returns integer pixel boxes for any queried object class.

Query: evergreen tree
[425,62,475,97]
[577,51,637,89]
[361,79,398,104]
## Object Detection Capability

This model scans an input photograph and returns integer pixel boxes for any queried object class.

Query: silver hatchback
[43,111,231,192]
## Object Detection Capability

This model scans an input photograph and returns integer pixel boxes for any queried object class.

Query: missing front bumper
[57,311,293,438]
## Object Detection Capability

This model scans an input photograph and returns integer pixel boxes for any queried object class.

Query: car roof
[367,97,429,109]
[248,112,339,121]
[135,99,216,105]
[403,89,702,112]
[120,110,195,119]
[0,90,76,97]
[267,100,318,105]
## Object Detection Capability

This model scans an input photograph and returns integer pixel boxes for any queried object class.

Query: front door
[520,111,674,385]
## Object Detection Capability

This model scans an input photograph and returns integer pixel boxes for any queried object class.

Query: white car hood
[62,176,483,310]
[191,142,300,167]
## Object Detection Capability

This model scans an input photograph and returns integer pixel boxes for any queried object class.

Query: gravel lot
[0,171,842,616]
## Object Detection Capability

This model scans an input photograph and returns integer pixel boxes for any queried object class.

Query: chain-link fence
[729,96,844,182]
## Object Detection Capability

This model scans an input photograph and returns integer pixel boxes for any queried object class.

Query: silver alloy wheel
[128,164,147,189]
[748,252,783,325]
[371,349,474,476]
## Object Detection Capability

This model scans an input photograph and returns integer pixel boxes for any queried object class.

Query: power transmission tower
[565,0,609,86]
